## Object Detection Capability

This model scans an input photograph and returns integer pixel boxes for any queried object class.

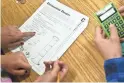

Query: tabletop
[1,0,124,82]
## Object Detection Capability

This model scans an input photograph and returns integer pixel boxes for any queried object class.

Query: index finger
[109,24,119,39]
[22,32,35,38]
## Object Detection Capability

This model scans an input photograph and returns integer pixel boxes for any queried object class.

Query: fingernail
[21,42,24,45]
[33,32,36,35]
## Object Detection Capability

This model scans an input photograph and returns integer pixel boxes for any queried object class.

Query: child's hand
[119,6,124,16]
[1,52,31,75]
[35,61,68,82]
[1,26,35,49]
[95,24,122,60]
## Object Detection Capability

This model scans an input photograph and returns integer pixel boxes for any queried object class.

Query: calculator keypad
[103,13,124,38]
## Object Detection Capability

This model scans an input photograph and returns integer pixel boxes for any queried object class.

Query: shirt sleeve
[104,58,124,82]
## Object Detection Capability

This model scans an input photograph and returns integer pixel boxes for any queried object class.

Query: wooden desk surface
[2,0,124,82]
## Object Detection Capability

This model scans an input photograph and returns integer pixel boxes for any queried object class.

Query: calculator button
[103,22,106,26]
[115,13,118,16]
[121,24,124,28]
[117,27,121,31]
[110,21,114,24]
[108,22,111,25]
[120,32,124,35]
[119,20,123,24]
[116,16,121,20]
[112,14,116,19]
[105,25,108,29]
[112,20,115,23]
[107,29,110,32]
[109,21,114,24]
[115,23,119,27]
[113,19,116,22]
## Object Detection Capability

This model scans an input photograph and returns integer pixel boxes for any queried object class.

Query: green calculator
[95,2,124,38]
[122,42,124,56]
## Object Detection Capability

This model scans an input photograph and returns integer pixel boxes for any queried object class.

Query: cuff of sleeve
[104,57,124,81]
[105,57,124,65]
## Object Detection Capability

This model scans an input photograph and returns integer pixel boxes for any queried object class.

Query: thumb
[51,61,60,75]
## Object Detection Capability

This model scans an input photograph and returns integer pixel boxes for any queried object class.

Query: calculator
[122,42,124,56]
[95,2,124,38]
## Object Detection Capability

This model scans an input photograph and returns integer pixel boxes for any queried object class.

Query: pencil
[57,73,60,83]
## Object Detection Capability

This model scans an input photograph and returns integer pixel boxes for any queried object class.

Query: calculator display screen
[100,8,115,21]
[97,4,117,22]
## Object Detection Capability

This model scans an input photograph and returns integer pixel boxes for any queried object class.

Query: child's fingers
[58,61,68,80]
[109,24,119,40]
[51,61,60,75]
[119,6,124,13]
[44,61,54,72]
[22,32,35,38]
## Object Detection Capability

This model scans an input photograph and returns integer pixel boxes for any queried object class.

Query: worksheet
[13,0,89,75]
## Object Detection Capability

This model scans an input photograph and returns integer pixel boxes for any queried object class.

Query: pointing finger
[22,32,35,38]
[109,24,119,40]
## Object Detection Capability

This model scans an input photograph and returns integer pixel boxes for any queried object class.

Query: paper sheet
[13,0,89,75]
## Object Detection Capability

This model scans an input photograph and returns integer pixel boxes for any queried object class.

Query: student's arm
[104,58,124,82]
[94,24,124,82]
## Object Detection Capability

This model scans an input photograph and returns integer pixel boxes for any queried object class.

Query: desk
[1,0,124,82]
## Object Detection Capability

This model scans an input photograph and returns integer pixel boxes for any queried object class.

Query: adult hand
[1,52,31,75]
[1,26,35,49]
[95,24,122,60]
[35,61,68,82]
